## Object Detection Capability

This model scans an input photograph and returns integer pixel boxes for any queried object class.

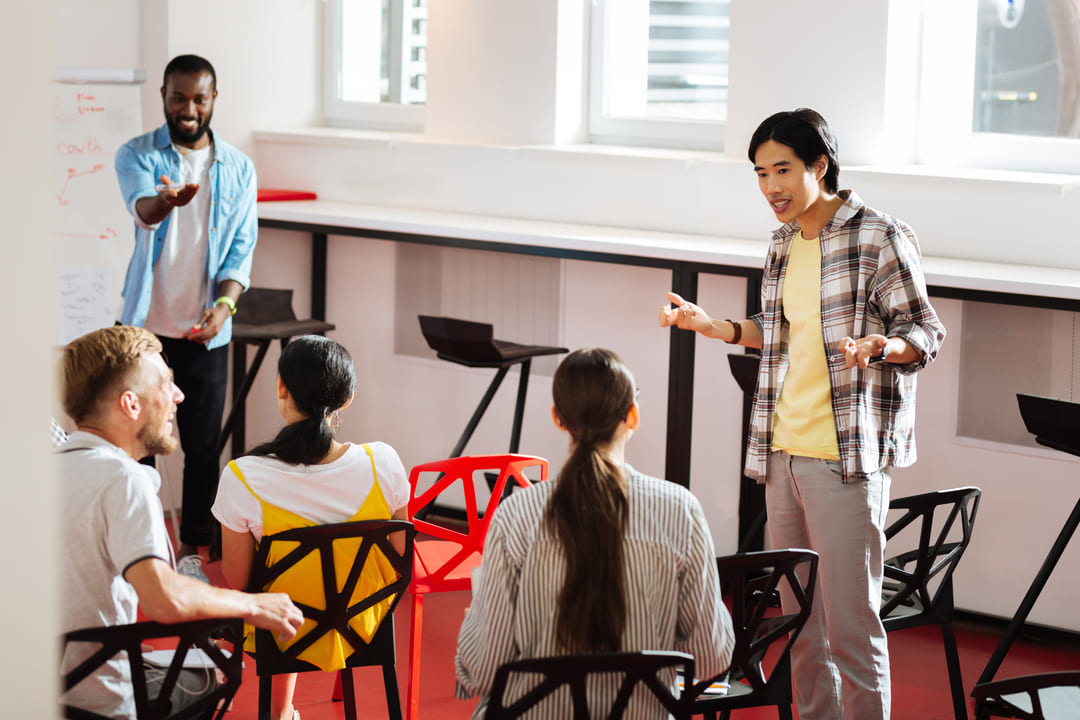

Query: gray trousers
[766,451,891,720]
[144,661,219,717]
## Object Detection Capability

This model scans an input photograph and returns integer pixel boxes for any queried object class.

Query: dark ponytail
[544,348,636,653]
[246,335,356,466]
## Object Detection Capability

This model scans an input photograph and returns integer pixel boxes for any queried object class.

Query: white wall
[48,0,1080,639]
[6,3,60,717]
[425,0,588,144]
[727,0,898,165]
[158,0,320,154]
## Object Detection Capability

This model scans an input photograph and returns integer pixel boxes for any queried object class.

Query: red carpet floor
[200,544,1079,720]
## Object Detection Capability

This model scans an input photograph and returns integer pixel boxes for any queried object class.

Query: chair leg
[258,675,272,720]
[340,668,358,720]
[331,672,343,701]
[384,662,404,720]
[406,591,425,720]
[941,620,969,720]
[776,702,794,720]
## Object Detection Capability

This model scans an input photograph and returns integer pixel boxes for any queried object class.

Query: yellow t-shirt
[772,230,840,460]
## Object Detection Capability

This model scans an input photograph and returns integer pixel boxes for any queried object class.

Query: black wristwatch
[868,347,889,364]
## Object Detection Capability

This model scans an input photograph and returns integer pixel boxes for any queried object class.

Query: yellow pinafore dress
[229,443,399,671]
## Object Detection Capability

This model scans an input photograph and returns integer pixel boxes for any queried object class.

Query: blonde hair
[62,326,162,425]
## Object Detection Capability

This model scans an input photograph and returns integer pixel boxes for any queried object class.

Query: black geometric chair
[486,650,695,719]
[881,486,982,720]
[690,548,818,720]
[973,671,1080,719]
[61,617,243,720]
[246,519,416,720]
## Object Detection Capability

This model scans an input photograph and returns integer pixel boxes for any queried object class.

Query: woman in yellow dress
[212,335,410,720]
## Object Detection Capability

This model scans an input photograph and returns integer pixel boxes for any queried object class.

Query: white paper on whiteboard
[58,267,113,345]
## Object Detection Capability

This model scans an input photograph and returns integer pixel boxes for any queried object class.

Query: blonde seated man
[58,325,303,720]
[212,335,410,720]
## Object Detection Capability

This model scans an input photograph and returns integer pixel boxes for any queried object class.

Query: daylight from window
[601,0,729,122]
[973,0,1080,137]
[338,0,427,105]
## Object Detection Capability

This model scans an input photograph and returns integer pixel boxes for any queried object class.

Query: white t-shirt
[212,441,410,542]
[144,143,213,338]
[58,431,174,720]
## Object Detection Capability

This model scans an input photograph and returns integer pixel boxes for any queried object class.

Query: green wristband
[215,296,237,316]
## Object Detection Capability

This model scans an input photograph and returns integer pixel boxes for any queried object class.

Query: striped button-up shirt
[746,189,945,483]
[455,465,734,719]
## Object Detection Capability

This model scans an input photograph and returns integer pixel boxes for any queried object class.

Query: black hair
[748,108,840,193]
[163,54,217,91]
[545,347,636,653]
[246,335,356,466]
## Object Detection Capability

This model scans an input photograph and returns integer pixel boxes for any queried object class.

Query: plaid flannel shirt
[746,190,946,483]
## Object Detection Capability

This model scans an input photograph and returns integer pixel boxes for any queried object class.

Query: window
[919,0,1080,173]
[589,0,729,149]
[973,0,1079,138]
[324,0,427,131]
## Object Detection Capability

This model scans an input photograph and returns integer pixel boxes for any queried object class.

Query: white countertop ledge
[258,200,1080,302]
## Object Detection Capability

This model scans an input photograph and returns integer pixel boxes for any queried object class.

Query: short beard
[137,424,179,457]
[165,110,212,146]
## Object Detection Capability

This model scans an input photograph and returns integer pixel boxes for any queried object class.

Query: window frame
[587,0,728,151]
[322,0,425,132]
[918,0,1080,174]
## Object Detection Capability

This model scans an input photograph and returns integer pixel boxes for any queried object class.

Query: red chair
[404,454,548,720]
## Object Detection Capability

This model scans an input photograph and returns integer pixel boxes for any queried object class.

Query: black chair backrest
[418,315,503,363]
[234,287,297,326]
[486,651,695,720]
[62,617,243,720]
[246,519,415,672]
[727,351,760,395]
[974,670,1080,720]
[881,486,981,621]
[699,549,818,699]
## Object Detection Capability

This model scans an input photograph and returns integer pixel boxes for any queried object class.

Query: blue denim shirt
[115,124,257,349]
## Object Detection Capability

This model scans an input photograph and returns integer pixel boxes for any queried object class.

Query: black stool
[221,288,336,457]
[418,315,567,458]
[729,351,766,554]
[972,394,1080,719]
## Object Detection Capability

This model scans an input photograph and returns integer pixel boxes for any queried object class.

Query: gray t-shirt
[58,431,173,720]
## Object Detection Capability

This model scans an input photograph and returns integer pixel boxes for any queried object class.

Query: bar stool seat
[221,287,335,456]
[418,315,567,458]
[728,351,766,554]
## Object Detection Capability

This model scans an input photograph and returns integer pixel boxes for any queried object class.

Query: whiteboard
[52,69,145,345]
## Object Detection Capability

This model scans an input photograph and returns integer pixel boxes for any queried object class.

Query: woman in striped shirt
[455,347,734,718]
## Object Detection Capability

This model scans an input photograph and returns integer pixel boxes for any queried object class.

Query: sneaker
[176,554,210,584]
